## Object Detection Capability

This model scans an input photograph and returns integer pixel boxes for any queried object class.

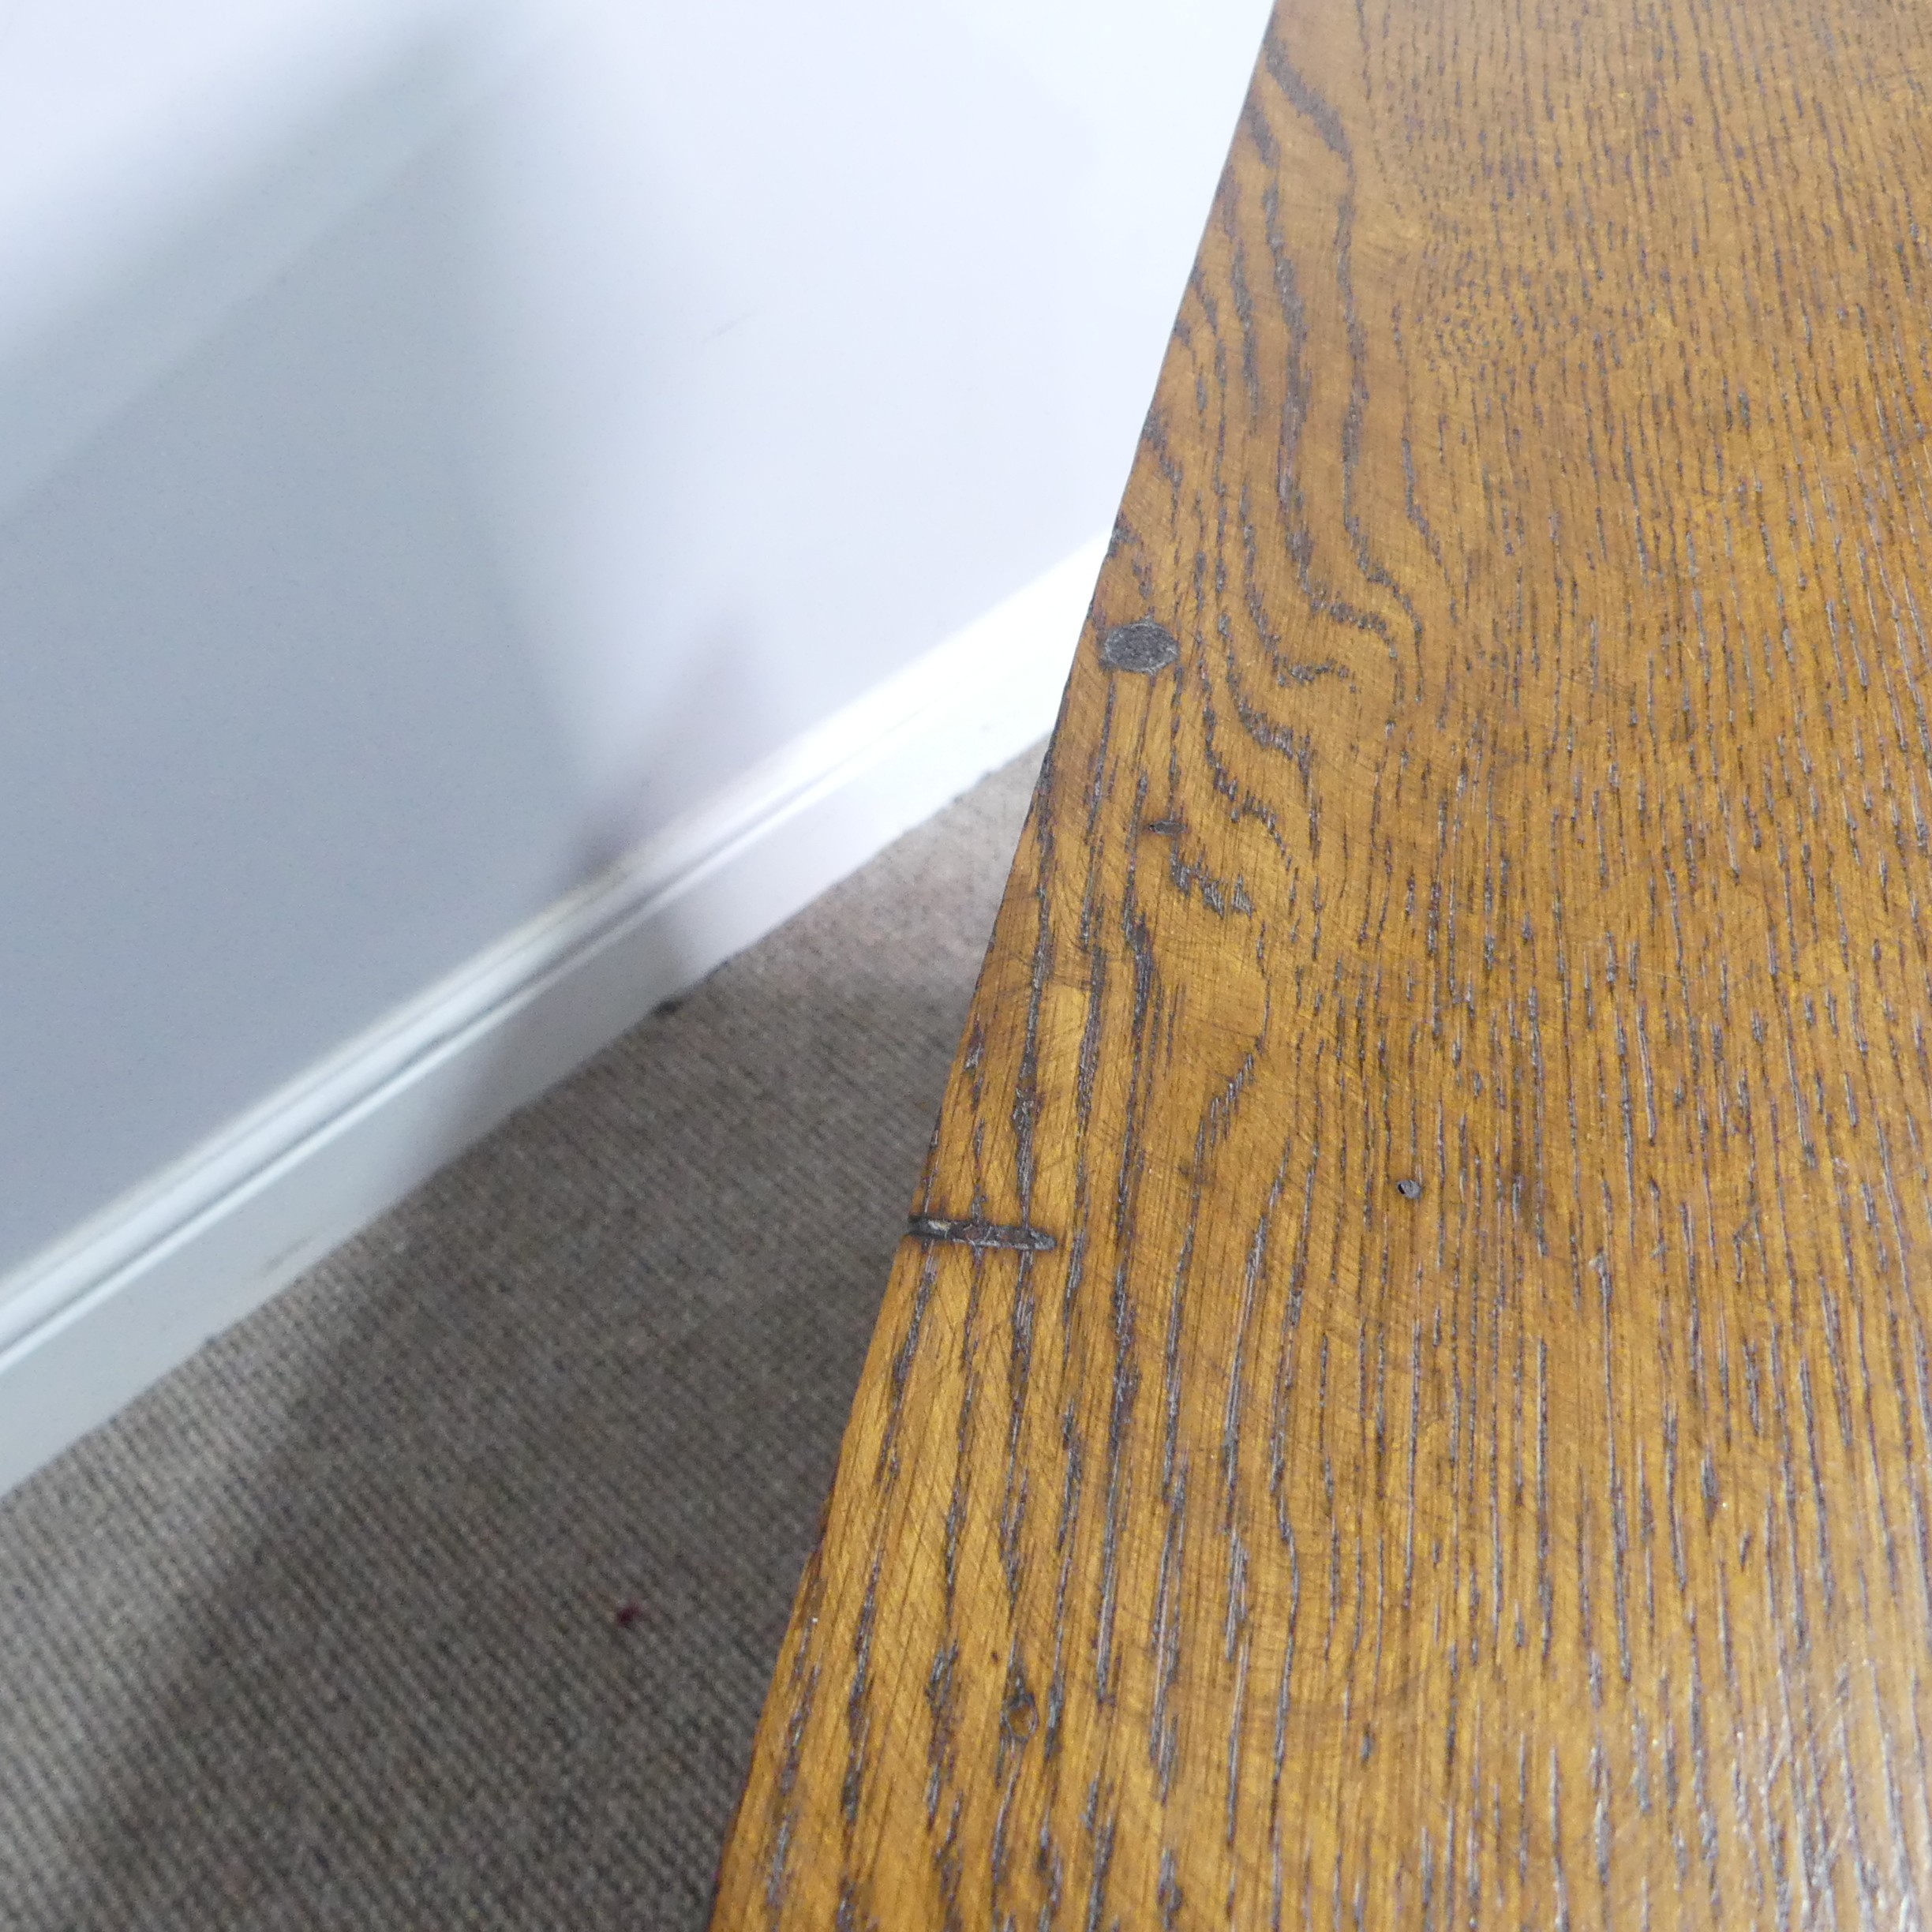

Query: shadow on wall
[0,0,1103,1282]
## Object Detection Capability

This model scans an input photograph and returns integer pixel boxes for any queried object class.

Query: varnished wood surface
[713,0,1932,1922]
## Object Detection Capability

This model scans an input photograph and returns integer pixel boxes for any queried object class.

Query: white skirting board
[0,535,1103,1500]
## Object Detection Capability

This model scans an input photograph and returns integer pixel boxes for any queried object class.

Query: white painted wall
[0,2,1267,1316]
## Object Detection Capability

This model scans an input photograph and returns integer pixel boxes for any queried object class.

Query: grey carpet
[0,749,1040,1932]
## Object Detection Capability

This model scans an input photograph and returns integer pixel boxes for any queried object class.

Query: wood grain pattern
[713,0,1932,1921]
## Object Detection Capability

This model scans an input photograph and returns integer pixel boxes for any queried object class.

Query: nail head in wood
[1098,619,1180,674]
[1395,1178,1423,1200]
[907,1214,1057,1252]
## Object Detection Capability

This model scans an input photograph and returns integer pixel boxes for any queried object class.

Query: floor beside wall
[0,750,1040,1932]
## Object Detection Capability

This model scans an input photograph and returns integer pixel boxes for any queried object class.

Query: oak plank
[713,0,1932,1921]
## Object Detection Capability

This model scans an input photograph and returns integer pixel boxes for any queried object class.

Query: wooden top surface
[713,0,1932,1922]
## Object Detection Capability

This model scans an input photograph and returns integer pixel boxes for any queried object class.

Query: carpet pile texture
[0,751,1039,1930]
